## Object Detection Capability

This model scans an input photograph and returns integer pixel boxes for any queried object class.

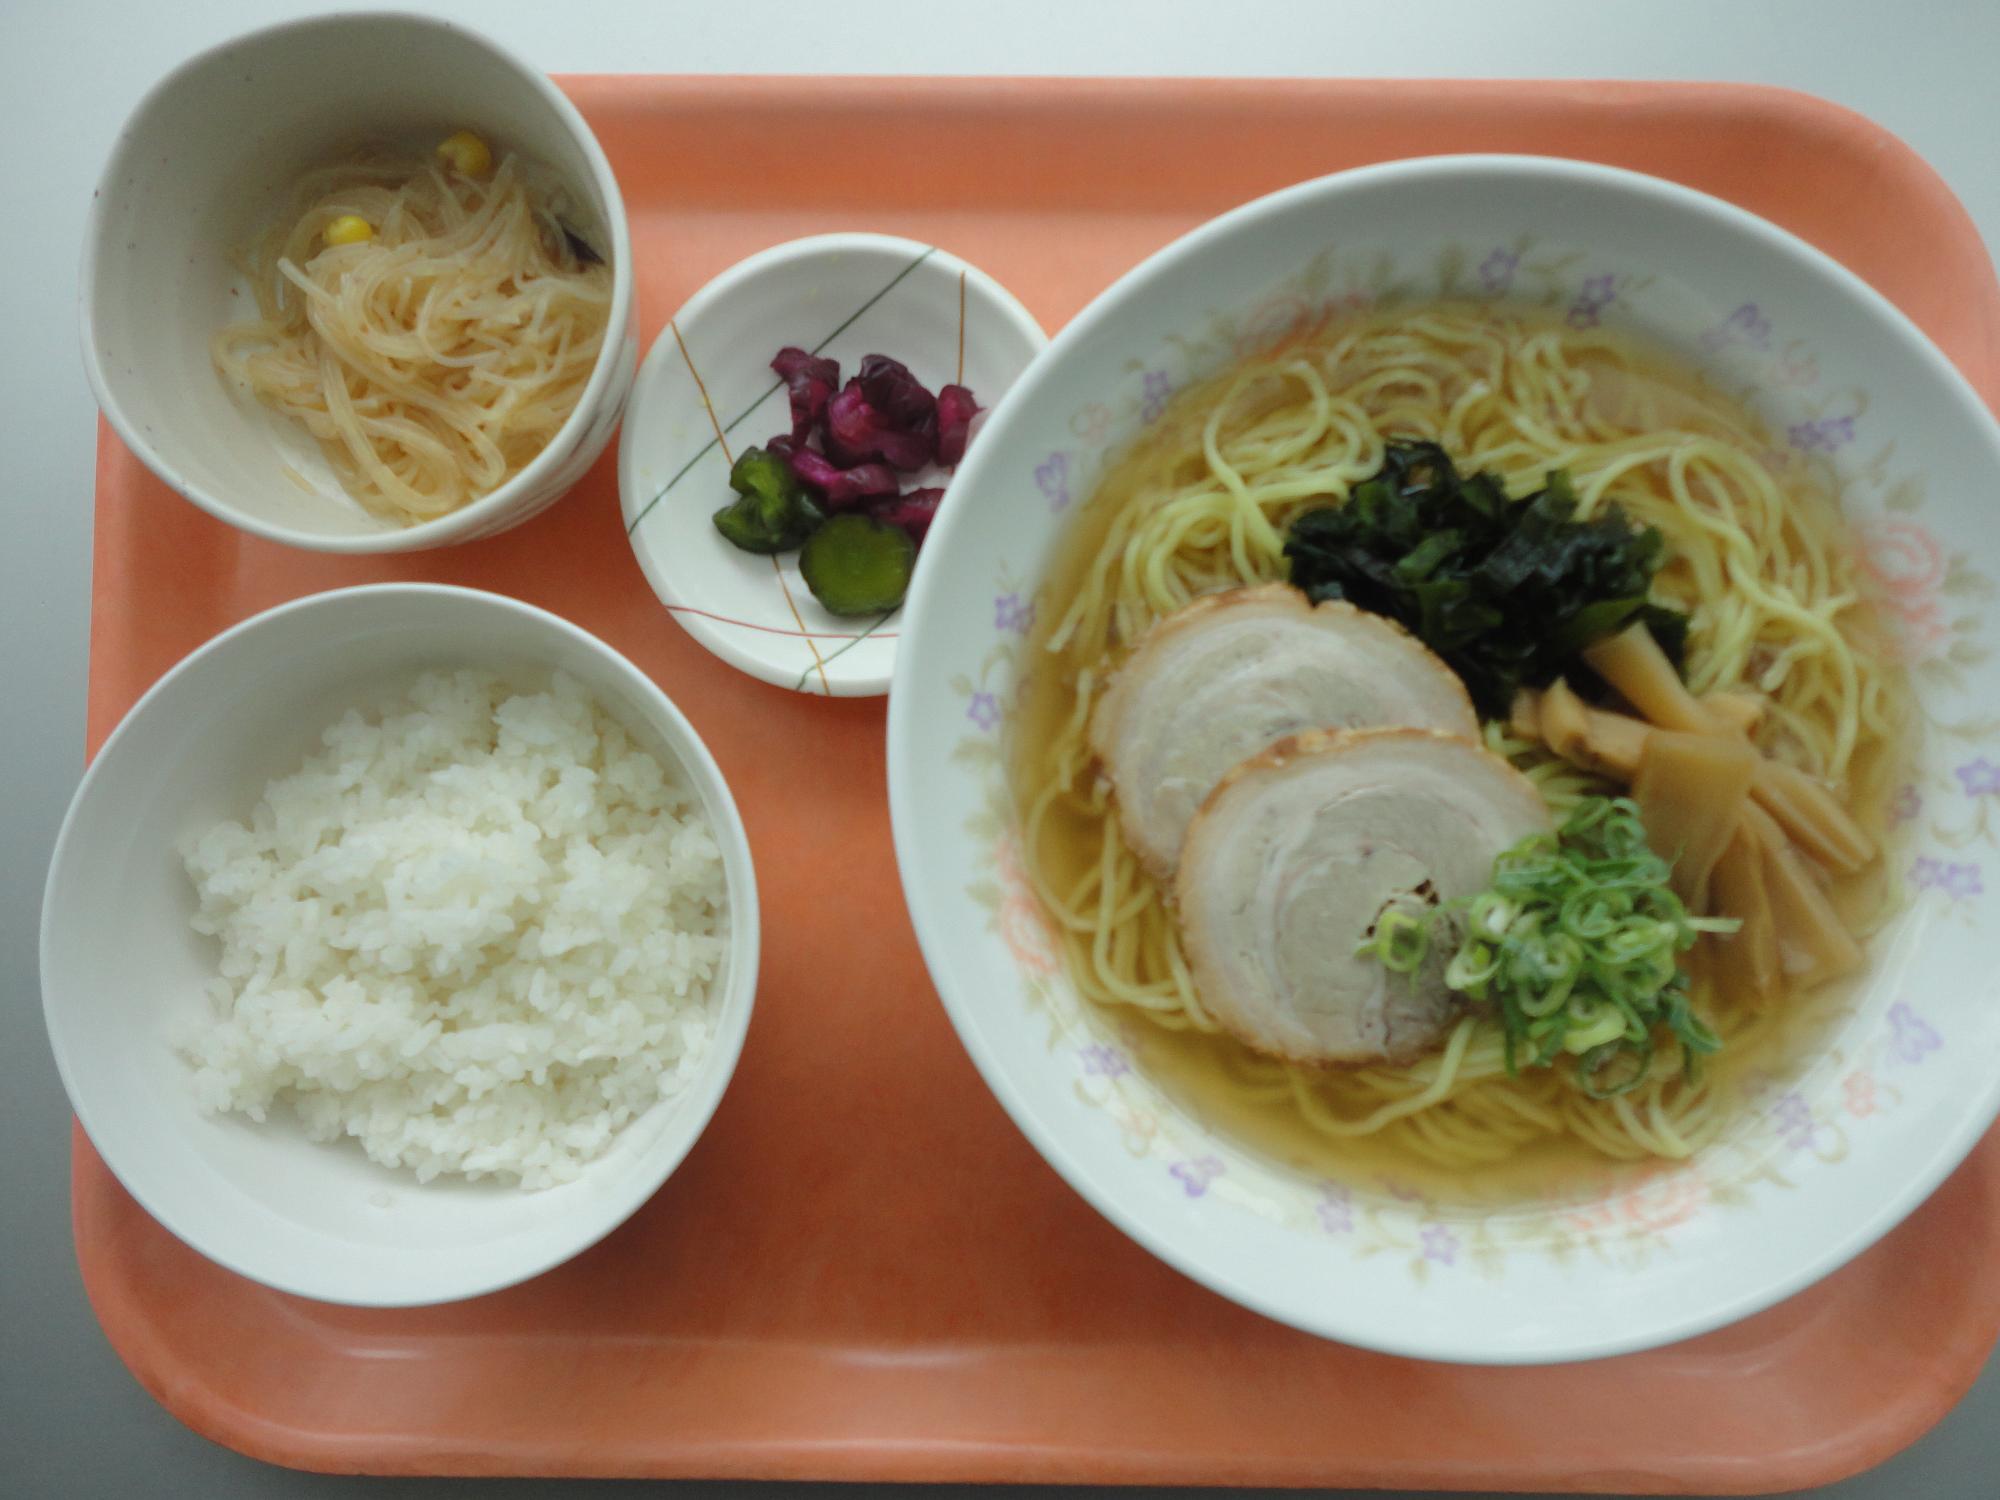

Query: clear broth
[1006,302,1910,1207]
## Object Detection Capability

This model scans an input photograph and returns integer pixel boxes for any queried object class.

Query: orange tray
[77,77,2000,1489]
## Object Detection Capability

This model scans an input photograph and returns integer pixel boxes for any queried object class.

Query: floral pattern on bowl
[889,156,2000,1362]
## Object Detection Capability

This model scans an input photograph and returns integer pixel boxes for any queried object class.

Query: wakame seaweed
[1284,441,1688,716]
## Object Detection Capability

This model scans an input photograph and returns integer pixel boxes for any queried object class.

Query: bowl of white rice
[40,584,757,1306]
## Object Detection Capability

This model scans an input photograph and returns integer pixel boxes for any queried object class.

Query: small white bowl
[80,13,639,553]
[40,585,758,1307]
[619,233,1046,697]
[890,155,2000,1362]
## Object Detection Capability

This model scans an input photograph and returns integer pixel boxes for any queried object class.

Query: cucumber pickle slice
[800,513,916,616]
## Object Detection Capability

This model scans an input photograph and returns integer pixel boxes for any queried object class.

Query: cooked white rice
[179,669,726,1188]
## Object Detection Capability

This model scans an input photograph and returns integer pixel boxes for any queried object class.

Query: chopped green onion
[1368,906,1430,974]
[1357,795,1733,1095]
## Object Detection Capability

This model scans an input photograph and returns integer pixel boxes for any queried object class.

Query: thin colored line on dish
[671,321,732,469]
[768,554,830,693]
[667,325,833,694]
[797,608,896,692]
[626,246,940,537]
[662,603,900,641]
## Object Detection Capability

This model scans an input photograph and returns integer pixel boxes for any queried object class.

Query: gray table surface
[7,1,1999,1494]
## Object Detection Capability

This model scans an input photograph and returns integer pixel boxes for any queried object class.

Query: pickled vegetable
[713,446,823,554]
[800,513,916,615]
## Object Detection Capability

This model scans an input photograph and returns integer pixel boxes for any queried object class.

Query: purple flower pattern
[1141,370,1173,425]
[1566,273,1617,329]
[1418,1223,1460,1267]
[1078,1043,1130,1079]
[1888,1001,1942,1065]
[994,592,1035,636]
[1787,416,1856,453]
[1477,249,1519,294]
[1956,757,2000,796]
[1035,451,1071,512]
[965,691,1000,733]
[1771,1091,1827,1153]
[1170,1156,1224,1198]
[1912,856,1982,900]
[1891,784,1922,824]
[1315,1186,1354,1235]
[1698,302,1773,353]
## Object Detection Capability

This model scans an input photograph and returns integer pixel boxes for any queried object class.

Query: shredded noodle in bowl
[1016,303,1909,1175]
[212,151,612,525]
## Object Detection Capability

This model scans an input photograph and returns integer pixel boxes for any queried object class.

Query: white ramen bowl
[40,585,759,1306]
[888,155,2000,1363]
[80,13,639,552]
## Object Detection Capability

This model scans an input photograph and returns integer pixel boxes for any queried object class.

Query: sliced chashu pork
[1175,728,1551,1066]
[1089,585,1476,878]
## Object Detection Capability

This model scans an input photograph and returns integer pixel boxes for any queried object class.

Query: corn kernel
[436,130,493,178]
[324,214,375,246]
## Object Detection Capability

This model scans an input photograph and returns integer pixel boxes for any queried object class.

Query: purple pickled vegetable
[874,427,936,472]
[787,446,900,509]
[771,347,840,442]
[857,354,939,437]
[935,384,981,465]
[784,445,842,491]
[765,433,798,460]
[819,382,881,466]
[873,486,944,545]
[822,379,934,471]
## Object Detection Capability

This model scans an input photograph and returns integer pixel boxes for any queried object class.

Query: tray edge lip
[59,1138,2000,1493]
[70,71,2000,1491]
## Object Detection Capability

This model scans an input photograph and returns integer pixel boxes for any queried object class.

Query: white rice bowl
[179,668,726,1188]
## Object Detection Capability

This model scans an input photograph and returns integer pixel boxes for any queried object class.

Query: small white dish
[619,233,1046,697]
[40,585,758,1307]
[81,13,639,553]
